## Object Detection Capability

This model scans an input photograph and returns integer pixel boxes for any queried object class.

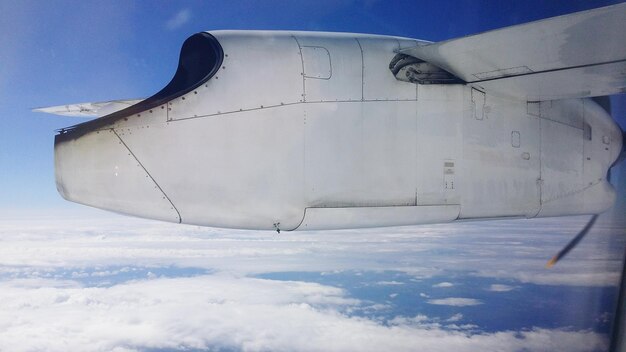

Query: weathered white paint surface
[53,21,624,230]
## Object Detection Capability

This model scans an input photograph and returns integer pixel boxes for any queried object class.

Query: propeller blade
[546,214,598,268]
[546,114,621,268]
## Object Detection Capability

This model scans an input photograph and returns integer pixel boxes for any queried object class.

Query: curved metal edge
[56,32,224,143]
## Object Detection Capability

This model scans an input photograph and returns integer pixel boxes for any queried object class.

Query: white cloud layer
[427,298,483,307]
[376,280,404,285]
[0,212,622,351]
[0,275,608,352]
[487,284,516,292]
[447,313,464,322]
[0,213,621,287]
[166,8,191,30]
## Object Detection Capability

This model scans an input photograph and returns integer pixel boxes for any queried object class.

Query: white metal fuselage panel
[416,85,463,206]
[459,92,541,218]
[116,105,306,230]
[168,33,305,120]
[53,30,622,230]
[303,101,417,208]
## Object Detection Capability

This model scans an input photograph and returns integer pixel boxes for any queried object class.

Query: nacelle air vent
[389,53,464,85]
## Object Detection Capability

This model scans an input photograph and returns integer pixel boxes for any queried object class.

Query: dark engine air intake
[150,32,223,102]
[56,32,224,141]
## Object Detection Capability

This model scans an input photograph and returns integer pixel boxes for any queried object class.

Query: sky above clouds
[1,1,625,351]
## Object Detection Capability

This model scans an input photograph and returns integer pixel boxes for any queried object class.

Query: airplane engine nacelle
[54,30,624,231]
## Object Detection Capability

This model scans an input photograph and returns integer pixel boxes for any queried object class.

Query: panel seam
[112,129,182,223]
[470,59,626,84]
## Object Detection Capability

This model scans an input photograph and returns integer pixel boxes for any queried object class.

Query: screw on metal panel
[194,91,197,94]
[182,97,185,100]
[161,106,164,109]
[149,110,153,113]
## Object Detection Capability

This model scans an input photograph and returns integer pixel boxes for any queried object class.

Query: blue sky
[1,0,625,212]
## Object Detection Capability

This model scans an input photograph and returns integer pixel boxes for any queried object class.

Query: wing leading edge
[33,99,144,118]
[400,3,626,101]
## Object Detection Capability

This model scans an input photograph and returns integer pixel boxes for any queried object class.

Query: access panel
[296,35,362,102]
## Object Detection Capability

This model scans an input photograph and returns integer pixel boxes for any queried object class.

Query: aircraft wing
[400,3,626,101]
[33,98,143,117]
